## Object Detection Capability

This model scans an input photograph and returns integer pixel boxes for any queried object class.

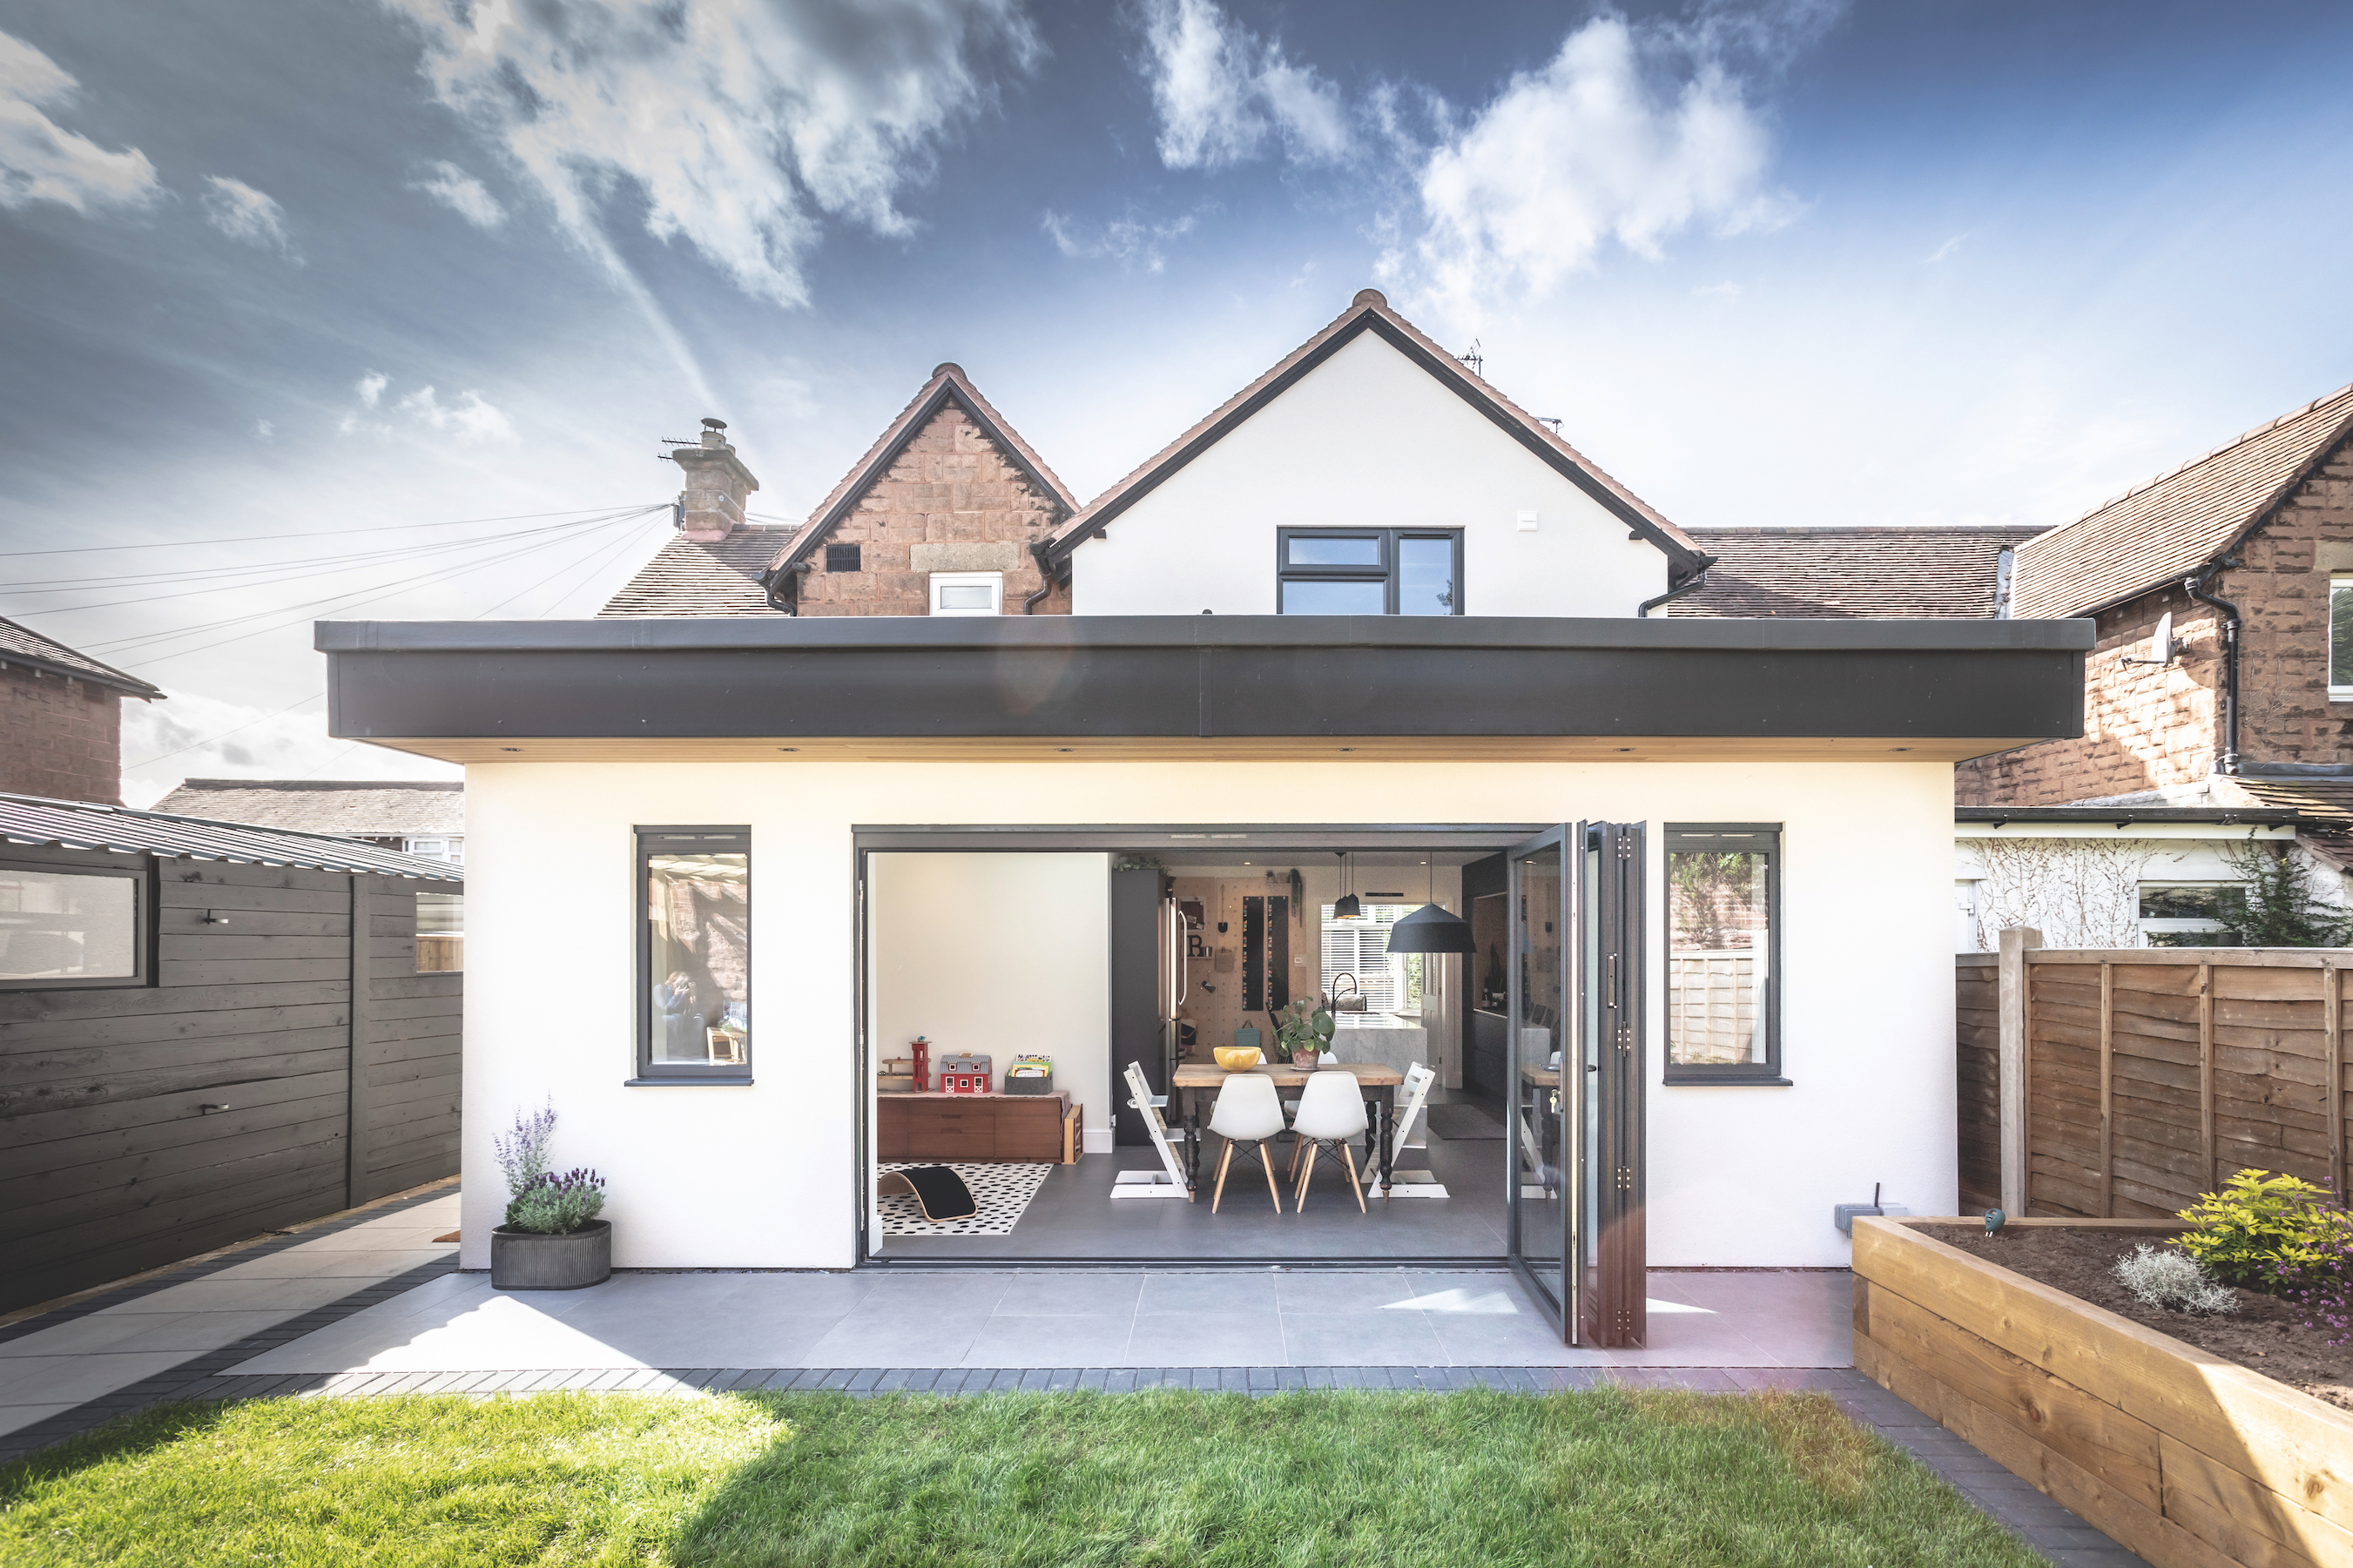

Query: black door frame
[851,823,1549,1269]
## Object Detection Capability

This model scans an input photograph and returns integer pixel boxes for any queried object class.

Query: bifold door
[1505,823,1647,1347]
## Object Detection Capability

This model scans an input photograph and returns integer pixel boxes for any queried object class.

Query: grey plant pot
[490,1220,612,1290]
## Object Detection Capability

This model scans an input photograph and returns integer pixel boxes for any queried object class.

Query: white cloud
[201,174,300,259]
[1693,280,1743,299]
[1925,232,1967,264]
[396,385,516,444]
[1140,0,1347,169]
[412,158,505,229]
[1042,206,1197,273]
[1401,17,1793,313]
[356,370,388,407]
[0,29,158,212]
[253,417,273,438]
[377,0,1037,309]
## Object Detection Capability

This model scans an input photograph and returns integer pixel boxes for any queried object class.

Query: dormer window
[1278,528,1461,615]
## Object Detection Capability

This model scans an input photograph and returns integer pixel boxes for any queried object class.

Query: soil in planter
[1941,1228,2352,1412]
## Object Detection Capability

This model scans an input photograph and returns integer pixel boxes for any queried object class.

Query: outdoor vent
[825,542,862,573]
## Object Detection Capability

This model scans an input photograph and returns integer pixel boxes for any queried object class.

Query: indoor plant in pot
[490,1101,611,1290]
[1273,999,1336,1069]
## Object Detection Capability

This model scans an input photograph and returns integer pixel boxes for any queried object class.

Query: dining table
[1170,1060,1406,1198]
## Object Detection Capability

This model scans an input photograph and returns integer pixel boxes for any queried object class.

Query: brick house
[0,618,165,806]
[602,367,1077,618]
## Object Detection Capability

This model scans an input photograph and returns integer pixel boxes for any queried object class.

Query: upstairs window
[1277,528,1462,616]
[2333,577,2353,699]
[825,542,862,574]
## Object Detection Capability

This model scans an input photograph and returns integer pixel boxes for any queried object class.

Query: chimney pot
[668,418,758,540]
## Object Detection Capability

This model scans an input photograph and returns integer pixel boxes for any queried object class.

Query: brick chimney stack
[666,418,759,541]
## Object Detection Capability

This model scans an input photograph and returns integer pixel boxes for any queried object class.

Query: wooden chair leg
[1258,1141,1284,1212]
[1295,1142,1318,1210]
[1211,1140,1235,1214]
[1339,1141,1365,1214]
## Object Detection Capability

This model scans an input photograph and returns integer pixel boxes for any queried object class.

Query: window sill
[622,1076,754,1087]
[1662,1074,1793,1087]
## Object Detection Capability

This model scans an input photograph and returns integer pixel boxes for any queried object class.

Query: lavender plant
[494,1100,556,1203]
[507,1168,609,1236]
[2271,1219,2353,1347]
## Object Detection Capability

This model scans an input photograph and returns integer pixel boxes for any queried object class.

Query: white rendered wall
[869,851,1111,1141]
[458,757,1956,1272]
[1069,331,1670,617]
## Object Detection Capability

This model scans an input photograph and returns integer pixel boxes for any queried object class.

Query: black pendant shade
[1332,892,1361,919]
[1384,900,1475,953]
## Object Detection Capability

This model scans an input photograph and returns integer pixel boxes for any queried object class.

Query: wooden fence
[1958,934,2352,1219]
[0,852,461,1314]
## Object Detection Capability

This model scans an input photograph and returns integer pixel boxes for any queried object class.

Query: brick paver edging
[5,1359,2149,1568]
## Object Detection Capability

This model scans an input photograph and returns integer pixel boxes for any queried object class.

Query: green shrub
[505,1168,607,1235]
[2176,1169,2346,1289]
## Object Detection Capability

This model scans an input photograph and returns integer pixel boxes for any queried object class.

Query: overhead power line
[0,503,670,559]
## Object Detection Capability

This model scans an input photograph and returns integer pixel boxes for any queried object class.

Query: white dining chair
[1208,1073,1287,1214]
[1290,1070,1369,1214]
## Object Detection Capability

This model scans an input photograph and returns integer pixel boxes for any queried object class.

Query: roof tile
[0,616,165,698]
[1670,527,2040,618]
[599,525,795,617]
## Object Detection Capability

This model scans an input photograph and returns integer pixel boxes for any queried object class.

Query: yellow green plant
[2176,1169,2348,1289]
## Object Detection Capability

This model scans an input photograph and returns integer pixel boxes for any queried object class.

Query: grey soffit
[318,615,2092,743]
[0,791,465,879]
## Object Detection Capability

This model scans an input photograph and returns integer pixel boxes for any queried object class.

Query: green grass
[0,1388,2046,1567]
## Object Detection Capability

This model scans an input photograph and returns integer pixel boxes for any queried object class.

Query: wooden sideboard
[877,1092,1078,1164]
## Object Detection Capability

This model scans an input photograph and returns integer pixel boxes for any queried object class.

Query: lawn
[0,1387,2043,1567]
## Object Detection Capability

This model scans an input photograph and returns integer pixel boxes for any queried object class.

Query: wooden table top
[1520,1064,1562,1087]
[1173,1062,1403,1088]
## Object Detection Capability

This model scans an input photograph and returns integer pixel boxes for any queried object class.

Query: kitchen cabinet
[877,1093,1075,1163]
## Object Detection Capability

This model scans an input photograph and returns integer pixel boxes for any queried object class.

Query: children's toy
[938,1052,991,1094]
[910,1037,931,1092]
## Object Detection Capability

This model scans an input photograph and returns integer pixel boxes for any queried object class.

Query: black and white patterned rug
[877,1162,1054,1235]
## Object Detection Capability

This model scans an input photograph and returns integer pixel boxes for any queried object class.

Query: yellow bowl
[1212,1046,1262,1071]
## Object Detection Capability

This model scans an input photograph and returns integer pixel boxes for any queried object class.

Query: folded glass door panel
[1505,825,1572,1329]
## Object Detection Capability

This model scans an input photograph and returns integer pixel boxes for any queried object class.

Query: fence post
[1997,926,2041,1217]
[2198,961,2215,1195]
[2329,965,2348,1203]
[2099,962,2114,1218]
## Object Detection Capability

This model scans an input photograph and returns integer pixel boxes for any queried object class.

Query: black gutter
[1636,563,1713,618]
[2183,562,2242,774]
[1022,540,1058,614]
[1955,806,2296,825]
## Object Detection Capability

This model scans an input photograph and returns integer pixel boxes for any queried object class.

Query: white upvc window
[928,572,1003,616]
[402,836,462,864]
[2137,883,2242,947]
[2332,576,2353,700]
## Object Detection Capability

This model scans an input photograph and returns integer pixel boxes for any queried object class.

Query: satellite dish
[2150,610,2173,663]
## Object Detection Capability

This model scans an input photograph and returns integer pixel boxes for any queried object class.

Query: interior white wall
[458,757,1956,1271]
[1069,332,1670,617]
[869,851,1110,1141]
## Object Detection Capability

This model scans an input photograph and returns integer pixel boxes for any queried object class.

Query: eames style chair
[1290,1070,1370,1213]
[1208,1073,1287,1214]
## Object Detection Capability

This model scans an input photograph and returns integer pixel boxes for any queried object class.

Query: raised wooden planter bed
[1853,1217,2353,1568]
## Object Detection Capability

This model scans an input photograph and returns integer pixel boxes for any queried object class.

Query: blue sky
[2,0,2350,800]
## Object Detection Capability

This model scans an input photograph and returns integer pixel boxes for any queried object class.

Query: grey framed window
[1662,824,1783,1084]
[826,542,861,574]
[416,891,464,973]
[1277,528,1462,616]
[635,827,751,1081]
[0,858,150,989]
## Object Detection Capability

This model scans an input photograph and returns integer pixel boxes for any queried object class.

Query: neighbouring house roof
[1042,290,1710,585]
[0,616,165,699]
[1672,527,2043,618]
[2011,381,2353,620]
[0,791,462,879]
[600,524,797,616]
[2215,773,2353,835]
[762,364,1080,586]
[149,778,464,838]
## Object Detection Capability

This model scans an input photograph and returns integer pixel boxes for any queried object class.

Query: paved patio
[0,1186,2152,1567]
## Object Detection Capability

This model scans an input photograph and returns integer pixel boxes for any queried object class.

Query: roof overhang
[319,614,2092,765]
[1955,804,2296,841]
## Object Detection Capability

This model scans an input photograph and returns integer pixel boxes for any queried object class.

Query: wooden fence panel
[1963,947,2352,1221]
[1957,955,2001,1211]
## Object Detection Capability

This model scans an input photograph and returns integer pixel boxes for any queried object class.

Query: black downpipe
[1023,538,1063,614]
[2183,563,2241,774]
[1636,565,1712,618]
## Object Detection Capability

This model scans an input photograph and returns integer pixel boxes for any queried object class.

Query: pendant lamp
[1385,858,1474,954]
[1332,851,1360,920]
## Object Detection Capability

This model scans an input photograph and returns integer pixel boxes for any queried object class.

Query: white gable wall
[1070,332,1673,616]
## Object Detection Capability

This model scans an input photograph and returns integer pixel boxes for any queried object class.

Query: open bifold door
[1505,823,1646,1347]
